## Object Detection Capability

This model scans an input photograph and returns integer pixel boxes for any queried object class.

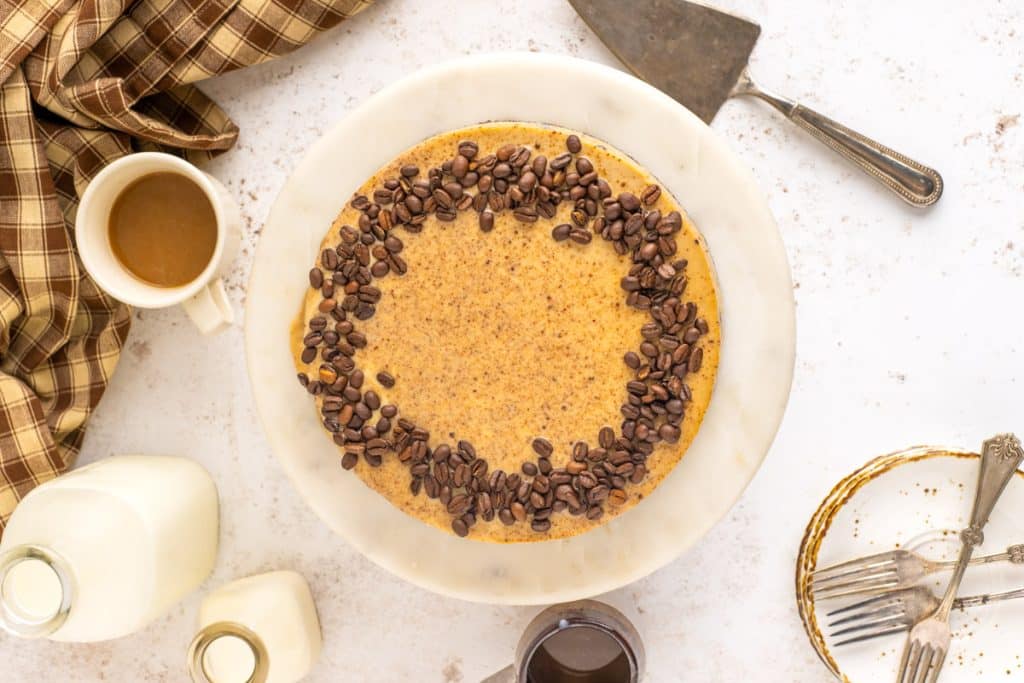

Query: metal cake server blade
[570,0,943,207]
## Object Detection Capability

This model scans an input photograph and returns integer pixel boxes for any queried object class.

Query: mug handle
[480,665,516,683]
[182,278,233,335]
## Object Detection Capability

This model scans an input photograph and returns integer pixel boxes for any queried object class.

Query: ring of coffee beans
[297,133,708,537]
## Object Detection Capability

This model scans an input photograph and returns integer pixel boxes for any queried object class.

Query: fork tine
[813,574,902,601]
[811,558,896,586]
[831,614,909,639]
[828,592,902,622]
[912,645,933,683]
[811,552,896,578]
[897,639,917,683]
[926,649,947,683]
[834,625,909,648]
[827,602,901,630]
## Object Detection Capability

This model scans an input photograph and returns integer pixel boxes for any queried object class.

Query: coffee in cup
[77,153,241,335]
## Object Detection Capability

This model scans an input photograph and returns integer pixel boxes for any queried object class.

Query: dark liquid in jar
[108,172,217,287]
[527,626,631,683]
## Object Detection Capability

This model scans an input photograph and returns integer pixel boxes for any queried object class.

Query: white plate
[797,447,1024,681]
[244,53,794,604]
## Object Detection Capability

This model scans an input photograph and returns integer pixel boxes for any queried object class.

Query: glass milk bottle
[188,571,322,683]
[0,455,219,642]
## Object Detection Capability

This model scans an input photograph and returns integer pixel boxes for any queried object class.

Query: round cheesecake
[292,122,720,542]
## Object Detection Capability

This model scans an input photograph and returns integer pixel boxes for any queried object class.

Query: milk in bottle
[0,455,219,642]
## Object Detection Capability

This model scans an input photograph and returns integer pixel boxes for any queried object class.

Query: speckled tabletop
[4,0,1023,680]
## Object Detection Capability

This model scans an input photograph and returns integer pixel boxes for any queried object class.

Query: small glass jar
[188,571,322,683]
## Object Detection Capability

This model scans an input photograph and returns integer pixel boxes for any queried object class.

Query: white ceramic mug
[77,152,241,335]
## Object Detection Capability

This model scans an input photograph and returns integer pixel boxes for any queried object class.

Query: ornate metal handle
[967,434,1024,539]
[957,585,1024,610]
[936,434,1024,619]
[731,69,943,207]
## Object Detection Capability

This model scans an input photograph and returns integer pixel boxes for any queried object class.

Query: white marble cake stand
[245,53,795,605]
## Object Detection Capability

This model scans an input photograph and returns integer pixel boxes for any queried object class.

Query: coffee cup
[482,600,645,683]
[77,152,241,335]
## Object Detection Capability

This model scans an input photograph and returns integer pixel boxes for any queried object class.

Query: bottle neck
[188,621,270,683]
[0,544,75,638]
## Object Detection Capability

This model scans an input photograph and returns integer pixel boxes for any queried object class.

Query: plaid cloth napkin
[0,0,373,531]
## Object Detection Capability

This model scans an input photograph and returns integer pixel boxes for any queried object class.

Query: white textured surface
[245,53,793,604]
[3,0,1023,680]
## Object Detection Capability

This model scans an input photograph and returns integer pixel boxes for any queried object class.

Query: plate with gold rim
[797,446,1024,681]
[245,53,794,604]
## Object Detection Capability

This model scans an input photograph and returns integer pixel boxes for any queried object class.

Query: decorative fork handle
[937,543,1024,569]
[730,69,943,207]
[957,586,1024,610]
[936,434,1024,620]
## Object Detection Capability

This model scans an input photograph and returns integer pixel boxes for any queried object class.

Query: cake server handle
[730,68,943,207]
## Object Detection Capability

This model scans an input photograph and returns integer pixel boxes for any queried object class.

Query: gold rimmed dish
[797,446,1024,681]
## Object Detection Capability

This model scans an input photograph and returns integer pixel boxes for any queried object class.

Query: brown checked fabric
[0,0,374,531]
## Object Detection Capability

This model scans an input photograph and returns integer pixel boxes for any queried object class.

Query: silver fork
[827,584,1024,646]
[811,543,1024,601]
[895,433,1024,683]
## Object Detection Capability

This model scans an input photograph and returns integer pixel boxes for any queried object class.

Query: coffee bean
[618,192,641,212]
[688,347,703,373]
[499,509,515,525]
[551,223,572,241]
[301,347,317,363]
[532,438,553,458]
[575,157,594,175]
[479,210,495,232]
[318,364,339,385]
[522,461,538,476]
[447,494,472,516]
[532,155,547,176]
[531,518,551,533]
[569,228,592,244]
[513,206,538,223]
[624,213,643,235]
[309,268,325,289]
[620,276,640,292]
[341,451,358,469]
[638,242,659,262]
[451,518,469,537]
[550,153,572,170]
[641,184,661,206]
[451,155,469,178]
[510,501,527,522]
[495,144,515,161]
[566,135,582,153]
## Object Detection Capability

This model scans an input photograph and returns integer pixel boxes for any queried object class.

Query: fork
[811,543,1024,601]
[895,433,1024,683]
[826,584,1024,646]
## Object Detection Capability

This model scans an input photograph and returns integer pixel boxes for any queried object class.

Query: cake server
[569,0,944,207]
